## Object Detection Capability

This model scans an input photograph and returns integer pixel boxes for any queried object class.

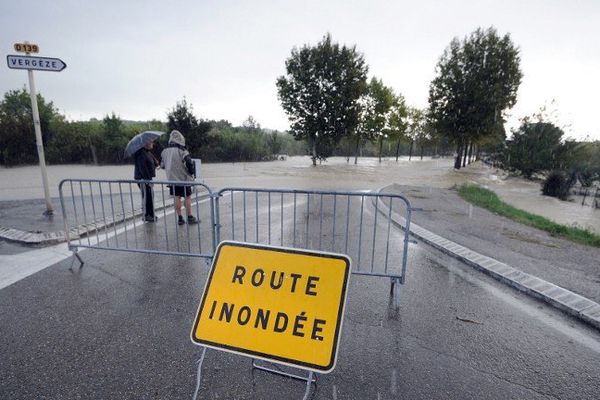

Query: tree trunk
[408,139,414,161]
[378,136,383,163]
[466,142,472,164]
[90,144,98,165]
[395,139,401,162]
[454,142,462,169]
[462,140,468,167]
[420,144,424,160]
[311,136,317,166]
[354,136,360,165]
[475,145,480,161]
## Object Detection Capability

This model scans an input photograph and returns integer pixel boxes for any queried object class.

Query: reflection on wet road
[1,182,600,399]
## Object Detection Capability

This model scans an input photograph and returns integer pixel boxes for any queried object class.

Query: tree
[505,121,565,178]
[166,98,211,155]
[99,112,127,163]
[384,94,409,162]
[405,108,426,161]
[0,88,57,165]
[46,118,100,164]
[356,78,395,163]
[242,115,261,133]
[428,27,522,169]
[276,33,368,165]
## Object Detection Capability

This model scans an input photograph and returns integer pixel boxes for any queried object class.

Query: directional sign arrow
[6,55,67,72]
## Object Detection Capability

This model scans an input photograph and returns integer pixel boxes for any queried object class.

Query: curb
[0,226,66,246]
[375,195,600,330]
[0,206,146,246]
[0,197,184,246]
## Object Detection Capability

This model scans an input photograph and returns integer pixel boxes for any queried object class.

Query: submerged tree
[276,33,368,165]
[428,27,522,169]
[505,121,565,179]
[385,94,409,162]
[357,78,395,163]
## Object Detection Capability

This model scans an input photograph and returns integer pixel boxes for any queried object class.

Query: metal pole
[27,65,53,215]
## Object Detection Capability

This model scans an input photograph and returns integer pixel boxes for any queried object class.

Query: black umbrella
[124,131,164,158]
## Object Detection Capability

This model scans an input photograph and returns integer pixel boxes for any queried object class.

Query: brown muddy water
[1,156,598,234]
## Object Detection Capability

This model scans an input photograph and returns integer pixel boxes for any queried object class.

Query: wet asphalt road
[1,195,600,399]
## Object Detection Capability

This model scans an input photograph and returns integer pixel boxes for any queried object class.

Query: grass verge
[457,184,600,248]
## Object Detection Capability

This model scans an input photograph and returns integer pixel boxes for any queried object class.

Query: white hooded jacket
[160,130,194,182]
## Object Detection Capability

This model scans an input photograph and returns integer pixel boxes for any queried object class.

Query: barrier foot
[69,250,84,271]
[252,359,317,399]
[390,278,401,310]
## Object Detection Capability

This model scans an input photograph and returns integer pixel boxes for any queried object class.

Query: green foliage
[359,78,395,139]
[384,94,408,140]
[504,121,565,178]
[541,171,574,200]
[566,141,600,186]
[97,113,129,164]
[277,33,368,165]
[458,184,600,247]
[46,118,100,164]
[199,128,268,162]
[166,98,211,155]
[428,27,522,168]
[242,115,261,133]
[0,88,57,165]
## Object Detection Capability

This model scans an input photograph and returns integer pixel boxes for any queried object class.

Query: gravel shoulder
[385,184,600,304]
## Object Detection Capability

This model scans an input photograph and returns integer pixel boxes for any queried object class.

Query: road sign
[191,241,351,373]
[6,55,66,72]
[14,43,39,53]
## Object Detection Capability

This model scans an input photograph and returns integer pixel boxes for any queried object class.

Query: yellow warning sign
[191,241,351,373]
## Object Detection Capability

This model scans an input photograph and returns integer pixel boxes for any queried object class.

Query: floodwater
[1,156,598,233]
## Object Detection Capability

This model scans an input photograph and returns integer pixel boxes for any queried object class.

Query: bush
[542,171,574,200]
[199,128,272,162]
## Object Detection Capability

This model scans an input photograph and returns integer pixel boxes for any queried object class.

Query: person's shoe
[144,216,156,223]
[178,216,185,225]
[187,215,199,225]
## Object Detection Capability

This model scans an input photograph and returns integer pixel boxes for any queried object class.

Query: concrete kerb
[0,194,209,246]
[374,192,600,331]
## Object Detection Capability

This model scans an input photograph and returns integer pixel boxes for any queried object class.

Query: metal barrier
[214,188,413,304]
[59,180,413,305]
[59,179,217,265]
[570,186,600,208]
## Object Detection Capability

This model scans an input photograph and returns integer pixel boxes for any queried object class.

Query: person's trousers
[138,183,154,217]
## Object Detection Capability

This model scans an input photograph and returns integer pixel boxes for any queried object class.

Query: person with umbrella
[126,131,163,222]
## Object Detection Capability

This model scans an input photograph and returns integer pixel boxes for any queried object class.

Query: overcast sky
[1,0,599,140]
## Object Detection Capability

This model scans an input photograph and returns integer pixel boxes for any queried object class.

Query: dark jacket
[134,149,156,180]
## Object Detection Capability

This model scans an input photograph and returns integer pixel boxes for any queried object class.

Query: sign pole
[25,43,53,215]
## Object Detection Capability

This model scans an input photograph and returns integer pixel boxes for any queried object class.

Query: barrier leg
[69,249,84,271]
[390,277,401,310]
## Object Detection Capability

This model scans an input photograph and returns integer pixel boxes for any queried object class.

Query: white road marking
[0,196,215,290]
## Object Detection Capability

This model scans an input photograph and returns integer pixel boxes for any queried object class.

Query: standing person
[161,130,198,225]
[134,140,158,222]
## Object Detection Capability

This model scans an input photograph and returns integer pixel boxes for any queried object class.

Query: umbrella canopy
[124,131,164,158]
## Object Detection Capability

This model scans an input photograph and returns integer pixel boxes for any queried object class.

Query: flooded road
[1,156,598,233]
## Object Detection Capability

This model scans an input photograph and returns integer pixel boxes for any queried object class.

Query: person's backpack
[184,154,195,178]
